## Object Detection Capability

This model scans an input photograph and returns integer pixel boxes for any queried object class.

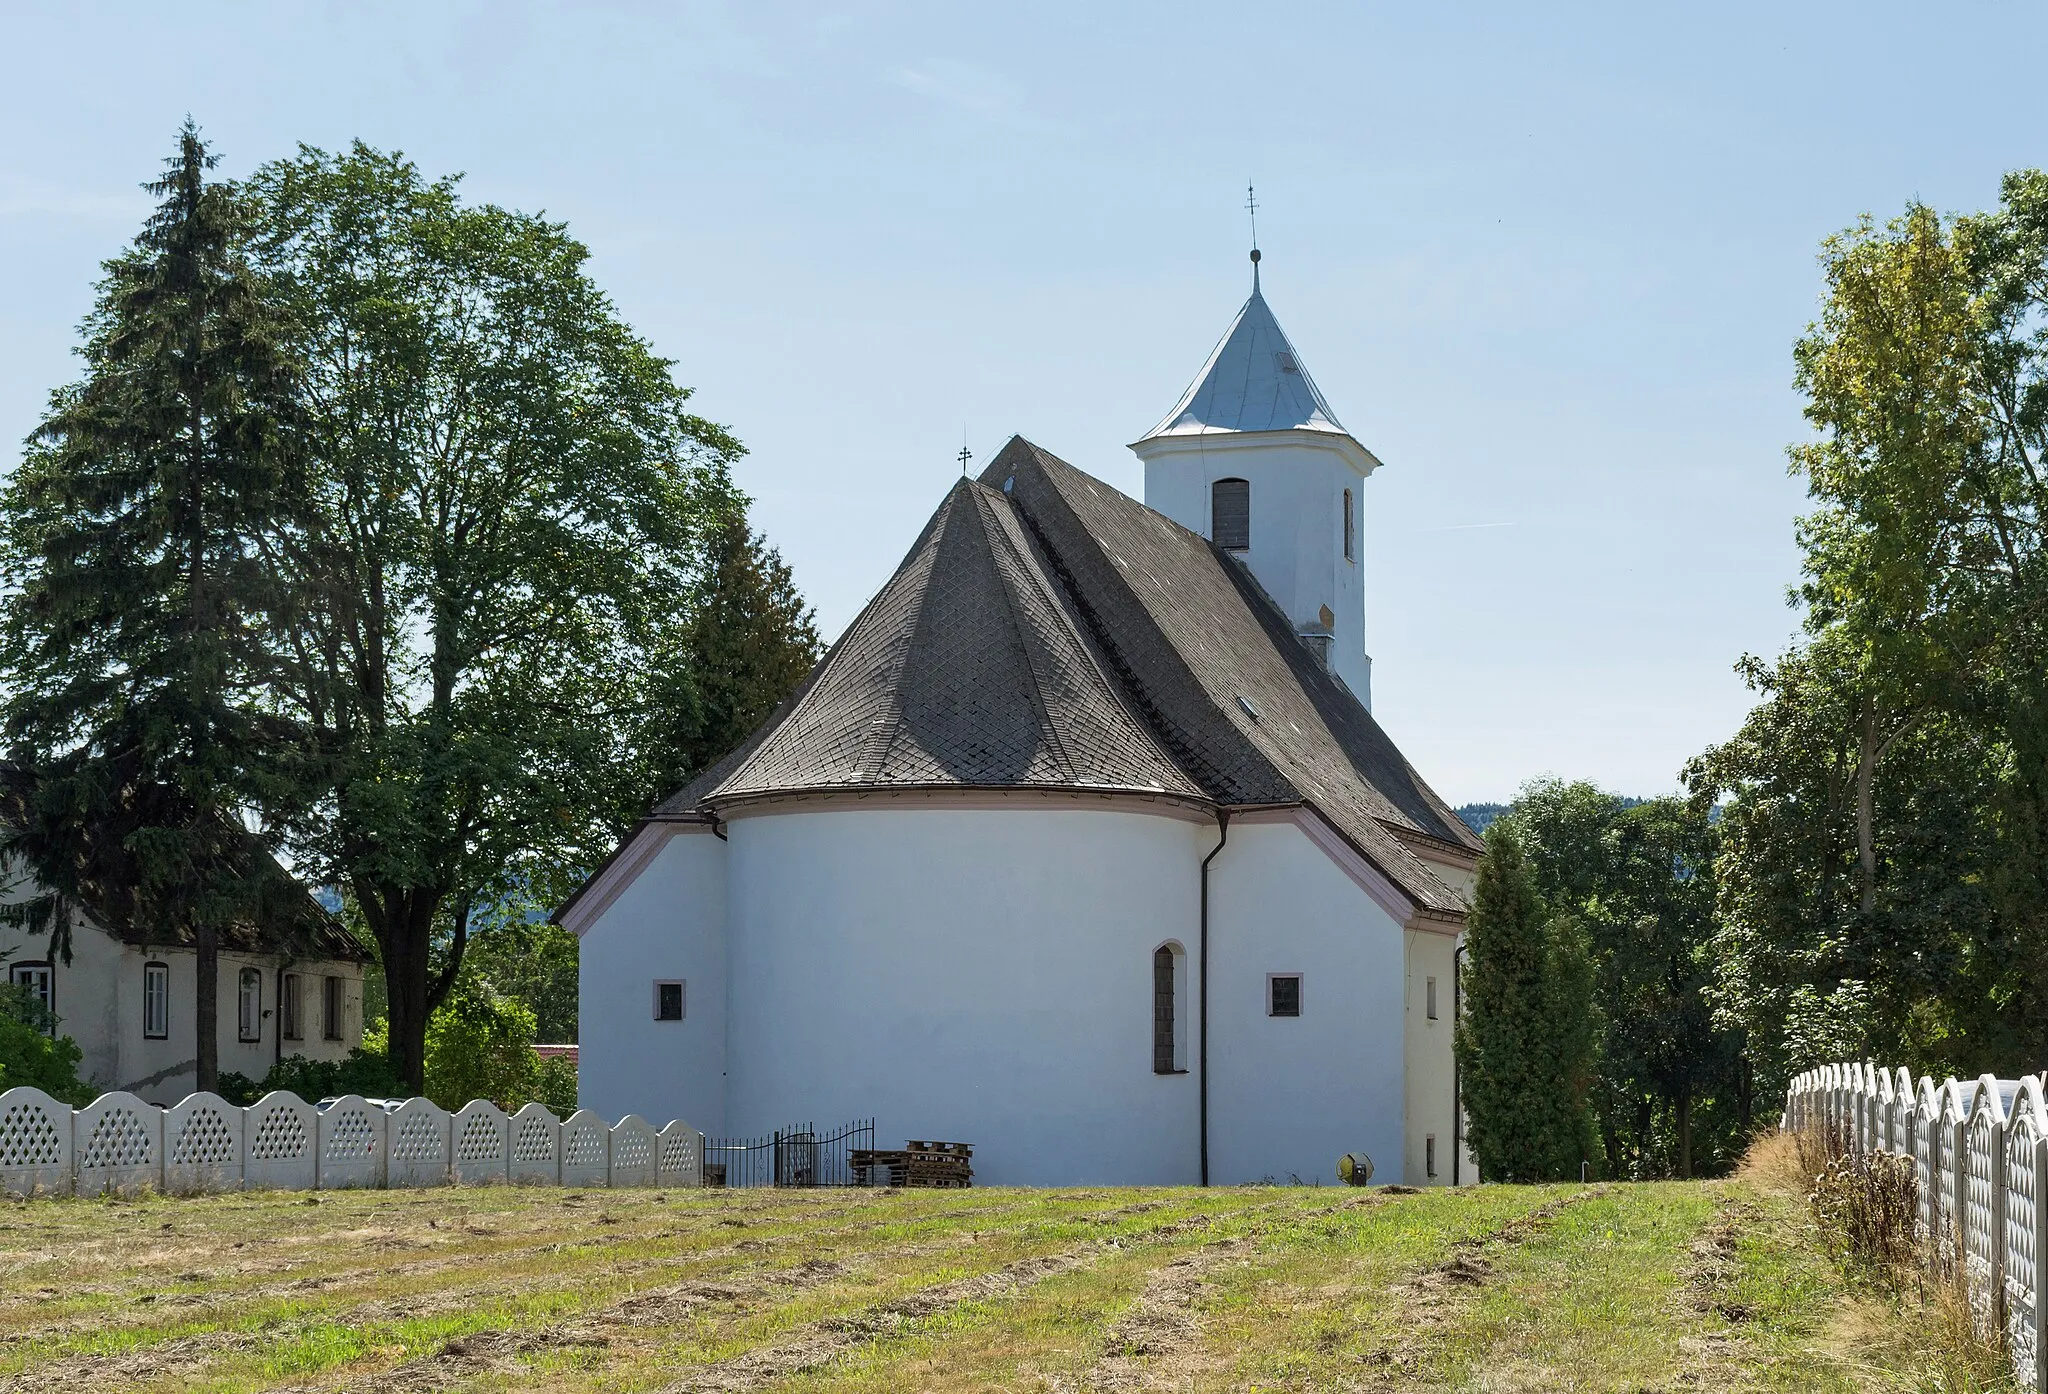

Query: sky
[0,3,2038,805]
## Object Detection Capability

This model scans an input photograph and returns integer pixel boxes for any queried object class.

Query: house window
[1343,488,1355,562]
[654,980,685,1021]
[9,962,53,1036]
[238,968,262,1043]
[1152,946,1175,1074]
[1426,976,1438,1020]
[280,972,302,1041]
[322,975,344,1040]
[143,962,169,1039]
[1426,1134,1438,1178]
[1268,973,1302,1018]
[1211,478,1250,551]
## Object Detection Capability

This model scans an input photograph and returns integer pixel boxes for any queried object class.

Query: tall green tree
[1507,782,1741,1178]
[1455,824,1598,1182]
[243,144,746,1092]
[1689,177,2048,1095]
[0,124,309,1092]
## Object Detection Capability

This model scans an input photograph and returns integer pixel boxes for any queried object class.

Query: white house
[562,258,1482,1186]
[0,845,367,1105]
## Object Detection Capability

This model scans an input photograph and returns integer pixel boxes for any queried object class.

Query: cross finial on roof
[1246,181,1262,289]
[958,441,973,476]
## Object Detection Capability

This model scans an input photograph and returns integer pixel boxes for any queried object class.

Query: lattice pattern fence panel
[75,1091,161,1196]
[388,1098,452,1188]
[317,1095,387,1190]
[1964,1079,2009,1339]
[451,1101,510,1185]
[2008,1078,2047,1394]
[0,1087,72,1196]
[244,1092,319,1190]
[508,1104,560,1186]
[658,1120,703,1188]
[165,1092,242,1194]
[561,1109,611,1188]
[610,1115,658,1188]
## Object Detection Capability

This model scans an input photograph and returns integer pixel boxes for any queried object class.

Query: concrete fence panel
[2006,1076,2047,1394]
[561,1109,610,1187]
[0,1088,71,1197]
[1965,1076,2011,1337]
[244,1092,319,1190]
[164,1092,242,1195]
[388,1098,452,1188]
[610,1115,657,1188]
[658,1121,703,1188]
[317,1095,388,1190]
[509,1104,561,1186]
[452,1101,510,1185]
[74,1091,162,1197]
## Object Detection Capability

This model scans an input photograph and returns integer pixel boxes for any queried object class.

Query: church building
[560,256,1482,1186]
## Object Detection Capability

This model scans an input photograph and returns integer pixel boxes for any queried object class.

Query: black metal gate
[705,1119,874,1187]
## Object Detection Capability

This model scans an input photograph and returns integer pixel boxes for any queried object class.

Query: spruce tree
[1455,823,1599,1181]
[0,123,307,1093]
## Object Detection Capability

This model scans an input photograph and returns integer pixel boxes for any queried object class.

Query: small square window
[1267,974,1301,1018]
[1426,976,1438,1020]
[654,980,685,1021]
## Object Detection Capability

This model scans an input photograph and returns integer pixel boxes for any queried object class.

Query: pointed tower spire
[1247,181,1261,291]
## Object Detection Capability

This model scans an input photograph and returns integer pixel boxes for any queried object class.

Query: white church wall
[722,800,1205,1186]
[1205,817,1407,1186]
[577,826,728,1134]
[1139,435,1371,703]
[1402,927,1461,1185]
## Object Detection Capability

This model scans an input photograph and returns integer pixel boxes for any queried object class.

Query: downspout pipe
[1199,811,1230,1187]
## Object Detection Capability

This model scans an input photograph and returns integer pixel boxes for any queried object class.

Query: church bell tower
[1131,250,1381,707]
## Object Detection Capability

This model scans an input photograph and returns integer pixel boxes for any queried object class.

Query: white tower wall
[1137,432,1373,703]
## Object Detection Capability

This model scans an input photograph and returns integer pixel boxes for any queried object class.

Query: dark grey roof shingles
[645,437,1474,918]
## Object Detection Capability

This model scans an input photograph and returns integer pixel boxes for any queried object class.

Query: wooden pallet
[851,1142,974,1189]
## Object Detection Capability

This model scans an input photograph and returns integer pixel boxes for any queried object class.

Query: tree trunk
[370,888,448,1096]
[1676,1086,1693,1180]
[195,920,218,1093]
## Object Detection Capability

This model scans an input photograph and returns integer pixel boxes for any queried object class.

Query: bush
[0,985,92,1105]
[423,972,543,1112]
[216,1042,401,1107]
[537,1051,578,1116]
[1808,1149,1918,1278]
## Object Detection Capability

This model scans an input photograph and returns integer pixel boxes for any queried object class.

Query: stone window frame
[143,961,169,1040]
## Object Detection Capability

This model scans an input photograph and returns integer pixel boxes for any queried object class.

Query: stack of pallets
[850,1140,974,1188]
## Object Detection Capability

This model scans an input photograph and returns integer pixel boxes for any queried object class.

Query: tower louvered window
[1343,488,1355,561]
[1211,478,1250,551]
[1153,946,1177,1074]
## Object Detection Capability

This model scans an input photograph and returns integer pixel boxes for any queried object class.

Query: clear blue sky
[1,3,2035,804]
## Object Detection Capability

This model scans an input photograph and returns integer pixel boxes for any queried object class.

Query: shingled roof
[643,437,1477,919]
[661,476,1202,807]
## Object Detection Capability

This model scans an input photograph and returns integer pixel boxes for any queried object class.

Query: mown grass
[0,1170,1994,1392]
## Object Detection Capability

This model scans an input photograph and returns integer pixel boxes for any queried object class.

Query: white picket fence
[1785,1064,2044,1391]
[0,1086,703,1196]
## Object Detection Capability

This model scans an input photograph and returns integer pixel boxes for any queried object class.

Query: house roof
[1138,280,1350,442]
[636,437,1476,921]
[0,766,366,963]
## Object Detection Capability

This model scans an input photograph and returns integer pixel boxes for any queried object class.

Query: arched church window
[1343,488,1355,562]
[1153,944,1186,1074]
[1211,478,1250,551]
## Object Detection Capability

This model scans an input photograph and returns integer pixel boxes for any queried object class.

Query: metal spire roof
[1139,270,1350,442]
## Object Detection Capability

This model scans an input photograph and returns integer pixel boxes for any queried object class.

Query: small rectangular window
[144,962,169,1039]
[1211,478,1251,551]
[1426,976,1438,1020]
[1426,1134,1438,1178]
[1268,973,1301,1018]
[280,972,301,1041]
[654,980,685,1021]
[1343,488,1355,562]
[9,963,53,1036]
[238,967,262,1043]
[322,975,344,1041]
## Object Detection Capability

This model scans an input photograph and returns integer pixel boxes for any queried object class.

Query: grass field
[0,1169,1983,1392]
